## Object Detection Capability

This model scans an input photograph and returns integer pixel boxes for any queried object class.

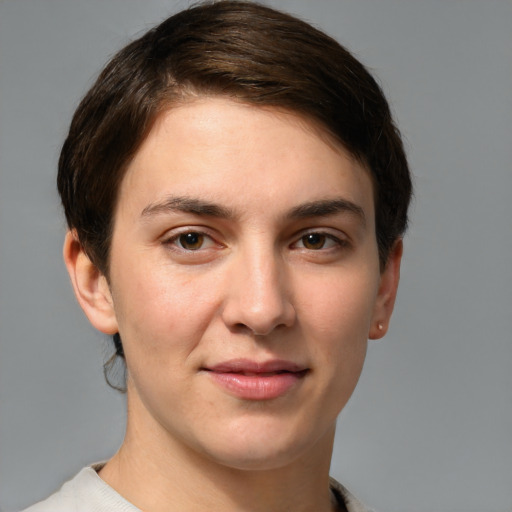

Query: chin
[205,442,306,472]
[193,418,333,472]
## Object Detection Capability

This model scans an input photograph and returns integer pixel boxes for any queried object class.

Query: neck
[99,391,339,512]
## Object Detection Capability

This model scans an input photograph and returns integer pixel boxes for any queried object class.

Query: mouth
[202,359,309,400]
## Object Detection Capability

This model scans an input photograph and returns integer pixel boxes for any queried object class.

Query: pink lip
[203,359,308,400]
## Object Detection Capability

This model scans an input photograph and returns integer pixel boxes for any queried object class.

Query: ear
[63,230,119,335]
[368,239,403,340]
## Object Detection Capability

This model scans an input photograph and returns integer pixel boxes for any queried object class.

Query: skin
[64,97,402,512]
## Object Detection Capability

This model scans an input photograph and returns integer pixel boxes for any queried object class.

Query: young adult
[25,2,411,511]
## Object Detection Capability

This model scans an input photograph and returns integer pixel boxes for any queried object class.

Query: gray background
[1,1,511,511]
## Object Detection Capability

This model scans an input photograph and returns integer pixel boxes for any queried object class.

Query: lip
[203,358,309,400]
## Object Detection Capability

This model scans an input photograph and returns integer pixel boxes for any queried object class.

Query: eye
[177,232,205,250]
[166,231,217,251]
[294,232,343,251]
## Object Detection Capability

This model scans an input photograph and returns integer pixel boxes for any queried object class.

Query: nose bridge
[246,241,281,307]
[222,234,295,335]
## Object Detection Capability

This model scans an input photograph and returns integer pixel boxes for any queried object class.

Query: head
[59,1,412,469]
[59,0,411,391]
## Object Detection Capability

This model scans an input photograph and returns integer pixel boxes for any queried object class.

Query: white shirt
[23,464,372,512]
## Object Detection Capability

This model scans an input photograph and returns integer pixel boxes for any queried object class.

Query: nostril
[230,322,255,335]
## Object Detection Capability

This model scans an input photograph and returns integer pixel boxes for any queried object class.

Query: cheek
[296,268,378,383]
[110,258,220,358]
[297,269,379,339]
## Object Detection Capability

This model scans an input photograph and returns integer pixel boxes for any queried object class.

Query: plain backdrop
[1,1,511,511]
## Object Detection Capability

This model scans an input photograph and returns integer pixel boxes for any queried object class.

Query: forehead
[118,97,375,223]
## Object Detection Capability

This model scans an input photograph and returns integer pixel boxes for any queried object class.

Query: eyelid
[161,227,222,252]
[160,225,350,253]
[291,229,349,250]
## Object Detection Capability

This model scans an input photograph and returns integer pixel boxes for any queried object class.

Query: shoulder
[21,465,140,512]
[330,477,376,512]
[23,468,372,512]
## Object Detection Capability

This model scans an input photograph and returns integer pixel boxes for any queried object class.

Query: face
[71,97,400,472]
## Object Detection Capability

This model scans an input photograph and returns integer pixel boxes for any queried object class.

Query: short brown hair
[58,0,411,277]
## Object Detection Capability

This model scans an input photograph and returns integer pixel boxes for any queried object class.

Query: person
[24,1,411,511]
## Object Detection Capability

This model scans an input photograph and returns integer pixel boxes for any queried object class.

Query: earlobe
[369,239,403,340]
[63,230,118,335]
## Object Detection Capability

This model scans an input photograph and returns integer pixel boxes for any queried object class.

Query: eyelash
[163,229,219,252]
[162,229,347,253]
[292,231,347,251]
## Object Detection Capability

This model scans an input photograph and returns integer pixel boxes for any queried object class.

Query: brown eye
[301,233,327,250]
[178,232,204,250]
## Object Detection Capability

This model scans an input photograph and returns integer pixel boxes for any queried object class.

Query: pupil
[180,232,202,249]
[304,233,325,249]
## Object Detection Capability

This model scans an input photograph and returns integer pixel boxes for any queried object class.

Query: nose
[221,245,296,336]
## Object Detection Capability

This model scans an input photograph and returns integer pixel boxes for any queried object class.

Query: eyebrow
[140,195,365,225]
[141,196,235,219]
[287,198,366,225]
